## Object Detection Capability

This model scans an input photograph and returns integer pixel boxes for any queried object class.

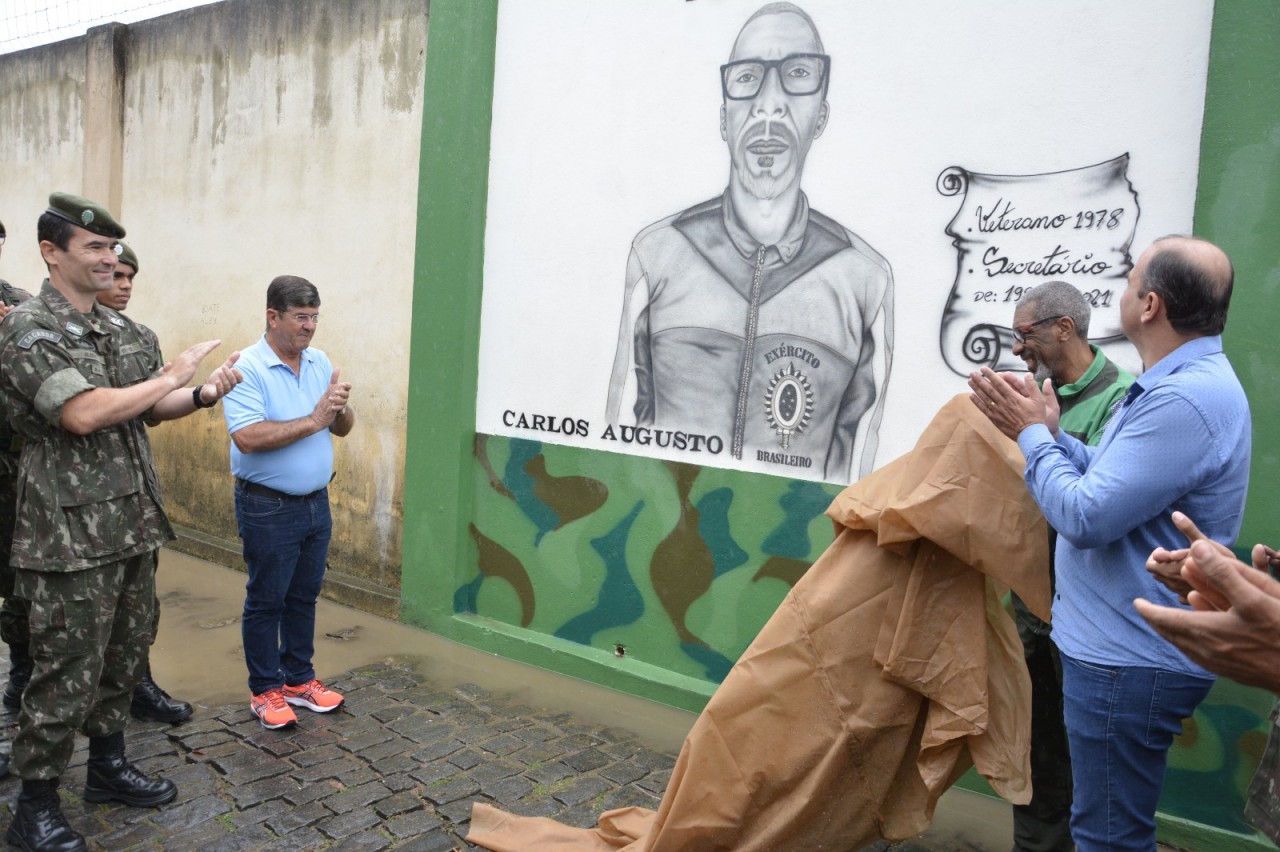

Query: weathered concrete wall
[0,39,86,271]
[0,0,427,615]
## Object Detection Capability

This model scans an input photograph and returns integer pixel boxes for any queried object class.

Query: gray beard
[732,119,802,201]
[736,163,789,200]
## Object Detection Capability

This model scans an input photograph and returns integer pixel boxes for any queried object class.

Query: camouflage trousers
[2,549,162,650]
[0,460,29,646]
[10,552,155,780]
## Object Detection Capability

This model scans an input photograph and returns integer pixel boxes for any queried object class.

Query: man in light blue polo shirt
[222,275,355,729]
[969,235,1250,851]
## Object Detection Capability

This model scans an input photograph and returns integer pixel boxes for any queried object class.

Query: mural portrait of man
[605,2,894,483]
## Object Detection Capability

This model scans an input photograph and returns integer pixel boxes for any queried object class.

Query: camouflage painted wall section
[464,435,839,686]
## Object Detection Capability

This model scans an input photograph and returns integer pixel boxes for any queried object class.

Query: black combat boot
[3,641,33,711]
[131,663,193,723]
[82,731,177,807]
[5,778,86,851]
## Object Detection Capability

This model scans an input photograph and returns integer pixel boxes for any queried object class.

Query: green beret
[45,192,126,239]
[115,241,139,272]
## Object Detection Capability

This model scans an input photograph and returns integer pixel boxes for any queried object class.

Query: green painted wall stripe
[403,0,499,629]
[1179,7,1280,847]
[1195,0,1280,548]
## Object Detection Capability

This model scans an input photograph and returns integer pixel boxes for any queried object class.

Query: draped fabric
[469,395,1049,851]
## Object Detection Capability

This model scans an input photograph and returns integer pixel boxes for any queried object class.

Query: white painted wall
[475,0,1212,484]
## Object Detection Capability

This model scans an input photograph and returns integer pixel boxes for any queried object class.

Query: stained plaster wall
[0,39,86,268]
[0,0,427,614]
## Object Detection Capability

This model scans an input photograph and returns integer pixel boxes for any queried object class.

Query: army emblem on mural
[764,363,813,450]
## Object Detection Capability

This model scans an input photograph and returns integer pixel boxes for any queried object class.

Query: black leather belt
[235,478,325,501]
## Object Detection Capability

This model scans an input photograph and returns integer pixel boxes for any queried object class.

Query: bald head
[1139,236,1234,337]
[731,3,824,61]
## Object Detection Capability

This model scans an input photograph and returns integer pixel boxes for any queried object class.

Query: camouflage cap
[44,192,126,239]
[115,241,139,271]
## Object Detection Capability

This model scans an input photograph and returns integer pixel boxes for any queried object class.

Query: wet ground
[0,549,1034,849]
[146,550,697,748]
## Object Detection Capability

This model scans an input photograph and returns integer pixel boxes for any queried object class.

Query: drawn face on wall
[721,10,830,201]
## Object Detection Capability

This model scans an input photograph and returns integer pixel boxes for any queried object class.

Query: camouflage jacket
[0,278,34,469]
[0,279,33,308]
[0,280,173,571]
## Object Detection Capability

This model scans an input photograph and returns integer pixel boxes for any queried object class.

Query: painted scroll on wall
[937,154,1140,376]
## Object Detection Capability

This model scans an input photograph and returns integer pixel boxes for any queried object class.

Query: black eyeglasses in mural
[721,53,831,100]
[607,3,895,485]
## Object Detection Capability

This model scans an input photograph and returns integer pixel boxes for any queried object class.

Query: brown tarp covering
[469,395,1050,851]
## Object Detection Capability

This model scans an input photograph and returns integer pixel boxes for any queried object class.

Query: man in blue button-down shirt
[969,236,1251,852]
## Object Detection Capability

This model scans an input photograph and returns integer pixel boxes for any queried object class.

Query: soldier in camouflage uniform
[0,215,35,782]
[0,194,241,852]
[94,242,196,725]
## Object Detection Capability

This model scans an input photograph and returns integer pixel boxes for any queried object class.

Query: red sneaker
[281,678,344,713]
[250,689,298,729]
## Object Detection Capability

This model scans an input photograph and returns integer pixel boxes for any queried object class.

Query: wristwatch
[192,387,217,409]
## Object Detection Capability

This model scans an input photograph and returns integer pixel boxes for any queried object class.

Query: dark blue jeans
[235,485,331,695]
[1060,651,1214,851]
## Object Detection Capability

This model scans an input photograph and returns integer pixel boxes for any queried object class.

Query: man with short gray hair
[1006,280,1133,852]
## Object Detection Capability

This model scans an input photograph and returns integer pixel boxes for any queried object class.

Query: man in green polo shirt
[1006,280,1135,852]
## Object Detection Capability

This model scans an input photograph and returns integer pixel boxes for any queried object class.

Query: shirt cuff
[34,367,95,425]
[1016,423,1056,457]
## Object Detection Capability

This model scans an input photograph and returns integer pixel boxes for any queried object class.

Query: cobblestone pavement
[0,550,1016,850]
[0,661,677,851]
[0,657,1000,851]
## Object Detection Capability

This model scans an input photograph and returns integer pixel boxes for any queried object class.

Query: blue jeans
[235,485,331,695]
[1060,652,1214,851]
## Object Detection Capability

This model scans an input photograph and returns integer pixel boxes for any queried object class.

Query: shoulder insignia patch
[107,315,126,328]
[17,329,61,349]
[64,321,85,337]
